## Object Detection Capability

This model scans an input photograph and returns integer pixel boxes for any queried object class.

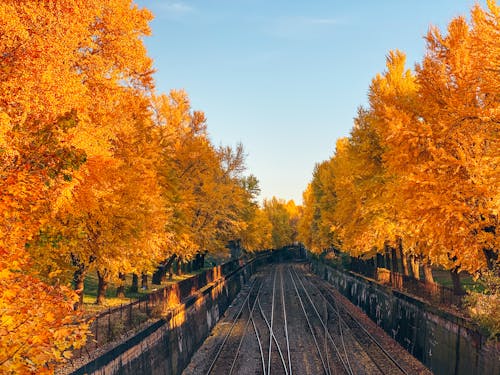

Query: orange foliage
[299,2,499,274]
[0,0,154,372]
[263,197,299,249]
[153,91,254,257]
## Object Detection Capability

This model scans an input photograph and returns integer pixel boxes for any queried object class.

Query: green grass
[81,268,211,315]
[432,269,480,291]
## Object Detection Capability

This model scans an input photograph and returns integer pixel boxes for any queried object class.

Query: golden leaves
[299,2,499,274]
[0,0,156,372]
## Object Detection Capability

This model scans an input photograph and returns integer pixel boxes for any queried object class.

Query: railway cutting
[183,263,431,375]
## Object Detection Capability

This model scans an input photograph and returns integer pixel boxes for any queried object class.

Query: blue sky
[135,0,483,204]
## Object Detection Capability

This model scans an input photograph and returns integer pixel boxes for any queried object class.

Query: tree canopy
[0,2,271,372]
[299,1,499,276]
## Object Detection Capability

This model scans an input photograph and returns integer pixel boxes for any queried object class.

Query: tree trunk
[391,246,398,273]
[403,255,415,277]
[141,272,148,290]
[482,248,498,270]
[192,254,199,271]
[153,255,177,284]
[116,273,126,298]
[166,255,176,280]
[422,263,434,284]
[152,266,165,285]
[193,253,202,270]
[96,270,108,305]
[409,256,420,280]
[450,269,466,295]
[131,273,139,293]
[200,252,206,269]
[384,247,391,270]
[368,257,376,278]
[176,260,182,276]
[73,268,86,310]
[71,253,91,310]
[398,238,409,276]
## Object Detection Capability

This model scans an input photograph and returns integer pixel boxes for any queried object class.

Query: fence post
[95,315,99,347]
[129,302,132,326]
[108,308,111,340]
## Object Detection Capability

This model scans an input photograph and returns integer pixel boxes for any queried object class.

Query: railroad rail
[194,263,413,375]
[303,269,410,375]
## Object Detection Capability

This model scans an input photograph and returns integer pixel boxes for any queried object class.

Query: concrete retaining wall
[72,255,272,375]
[311,260,500,375]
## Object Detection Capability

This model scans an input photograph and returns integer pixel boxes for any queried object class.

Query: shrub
[464,267,500,340]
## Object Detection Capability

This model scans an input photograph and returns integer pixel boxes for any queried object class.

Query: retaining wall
[311,260,500,375]
[71,254,272,375]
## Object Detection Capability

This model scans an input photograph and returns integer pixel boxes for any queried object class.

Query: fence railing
[70,257,248,362]
[389,271,463,307]
[326,254,465,308]
[66,248,299,368]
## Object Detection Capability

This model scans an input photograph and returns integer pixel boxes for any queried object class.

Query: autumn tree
[237,174,273,252]
[1,0,155,371]
[297,159,341,254]
[301,2,499,293]
[43,93,169,306]
[372,5,500,279]
[263,197,299,249]
[152,91,257,264]
[298,184,317,252]
[240,206,273,252]
[413,5,499,274]
[366,50,426,277]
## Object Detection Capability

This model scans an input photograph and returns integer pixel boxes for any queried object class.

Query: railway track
[301,268,410,375]
[288,265,351,375]
[185,263,418,375]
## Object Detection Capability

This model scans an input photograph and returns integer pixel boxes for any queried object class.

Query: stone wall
[311,260,500,375]
[71,254,272,375]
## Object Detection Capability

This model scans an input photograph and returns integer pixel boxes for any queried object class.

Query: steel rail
[287,267,330,375]
[280,266,293,375]
[205,278,258,375]
[257,274,289,375]
[228,278,267,375]
[250,299,267,375]
[307,271,410,375]
[332,285,351,374]
[293,266,354,375]
[290,266,352,375]
[323,300,332,375]
[268,265,277,375]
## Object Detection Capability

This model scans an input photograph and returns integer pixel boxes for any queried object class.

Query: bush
[464,267,500,340]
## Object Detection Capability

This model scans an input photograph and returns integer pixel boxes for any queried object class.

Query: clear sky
[135,0,484,204]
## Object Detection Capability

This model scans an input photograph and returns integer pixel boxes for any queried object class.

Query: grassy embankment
[82,268,211,315]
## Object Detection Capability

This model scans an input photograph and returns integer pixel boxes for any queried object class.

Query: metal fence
[390,271,463,307]
[340,256,464,308]
[67,248,298,366]
[70,257,246,362]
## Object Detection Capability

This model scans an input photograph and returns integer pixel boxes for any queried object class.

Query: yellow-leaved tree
[403,6,498,276]
[0,0,155,371]
[153,90,256,263]
[263,197,299,249]
[366,50,426,278]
